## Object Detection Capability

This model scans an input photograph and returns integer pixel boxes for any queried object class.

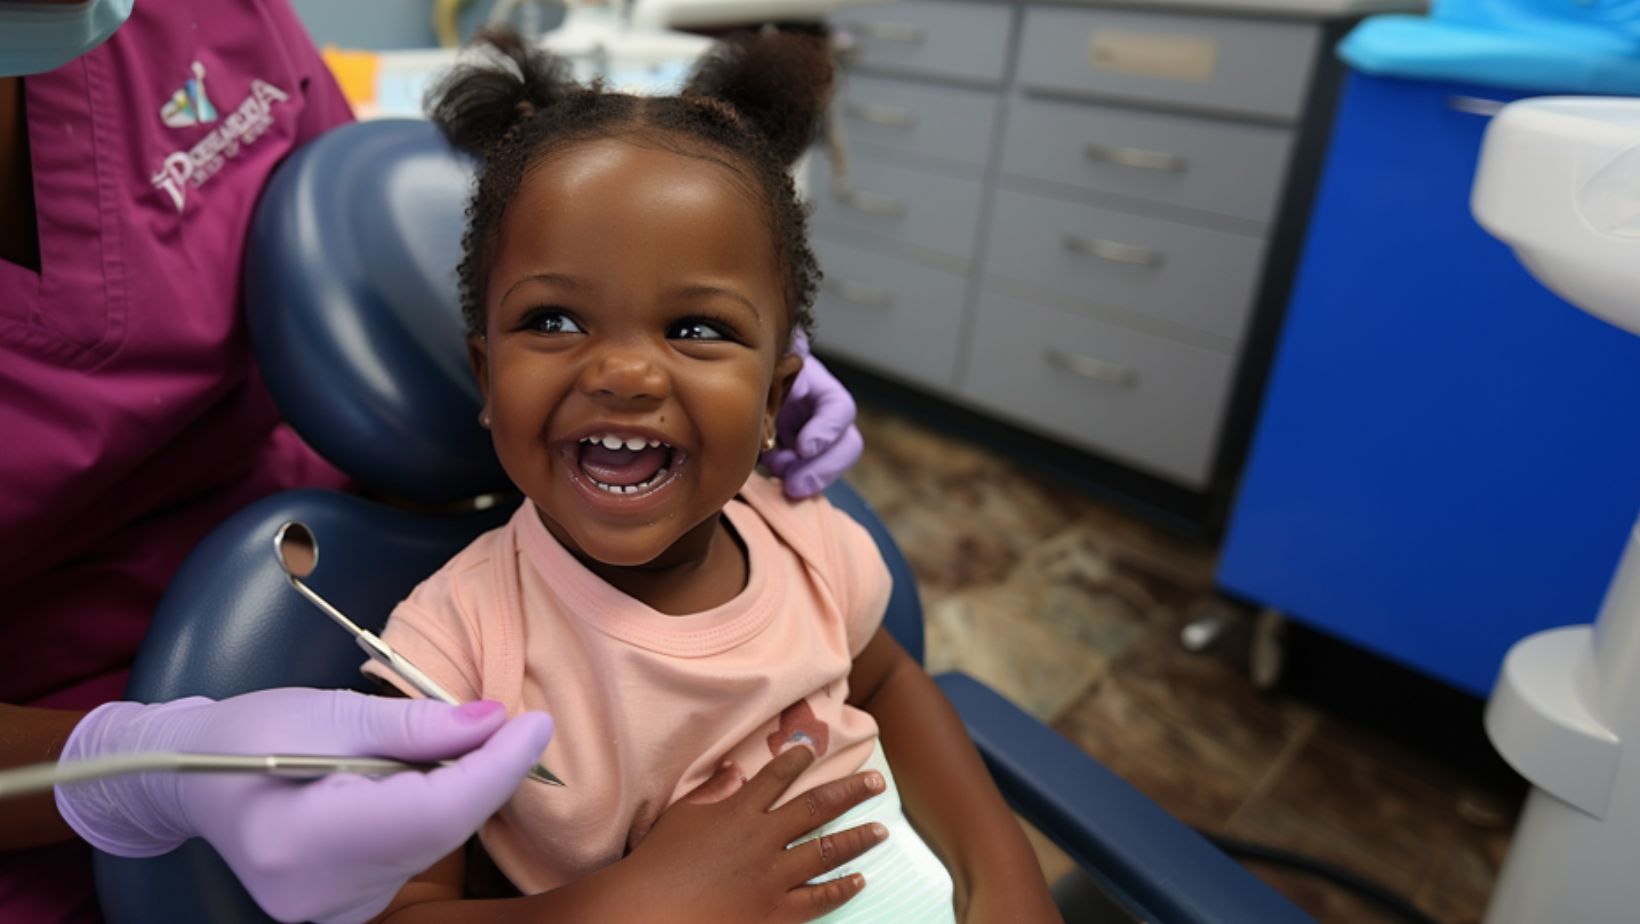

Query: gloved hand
[763,331,864,499]
[56,688,553,924]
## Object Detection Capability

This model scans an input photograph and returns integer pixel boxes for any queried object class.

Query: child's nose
[577,345,669,403]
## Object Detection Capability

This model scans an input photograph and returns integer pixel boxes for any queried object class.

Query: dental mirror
[273,520,565,787]
[275,521,318,580]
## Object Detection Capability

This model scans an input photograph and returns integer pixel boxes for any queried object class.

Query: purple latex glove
[762,331,864,498]
[56,688,553,924]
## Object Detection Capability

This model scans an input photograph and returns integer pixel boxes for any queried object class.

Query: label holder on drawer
[1062,232,1166,268]
[1082,142,1190,174]
[846,20,927,44]
[1045,347,1140,388]
[844,101,919,129]
[834,187,909,218]
[822,278,896,309]
[1088,30,1219,83]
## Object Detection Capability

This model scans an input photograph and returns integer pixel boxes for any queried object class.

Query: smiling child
[362,28,1062,924]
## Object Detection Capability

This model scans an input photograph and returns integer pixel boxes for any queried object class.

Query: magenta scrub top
[0,0,353,918]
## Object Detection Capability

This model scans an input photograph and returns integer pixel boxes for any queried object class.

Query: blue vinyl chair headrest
[244,119,509,505]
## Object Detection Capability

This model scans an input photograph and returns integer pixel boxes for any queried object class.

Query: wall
[287,0,562,50]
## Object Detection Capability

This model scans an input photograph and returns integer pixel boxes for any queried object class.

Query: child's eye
[668,318,735,342]
[522,309,584,335]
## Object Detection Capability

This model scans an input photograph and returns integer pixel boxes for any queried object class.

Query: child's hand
[623,745,889,923]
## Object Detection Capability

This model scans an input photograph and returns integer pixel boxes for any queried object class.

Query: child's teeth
[582,434,673,452]
[590,467,671,495]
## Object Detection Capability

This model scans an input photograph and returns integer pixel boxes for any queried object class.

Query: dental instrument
[0,752,452,800]
[274,521,565,787]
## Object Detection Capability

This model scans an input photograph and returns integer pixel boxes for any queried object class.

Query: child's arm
[368,746,889,924]
[848,628,1064,924]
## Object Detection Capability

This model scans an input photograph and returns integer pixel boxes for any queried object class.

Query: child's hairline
[469,123,802,344]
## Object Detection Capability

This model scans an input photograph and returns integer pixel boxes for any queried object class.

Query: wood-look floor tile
[845,400,1514,923]
[1052,674,1303,832]
[1225,718,1467,899]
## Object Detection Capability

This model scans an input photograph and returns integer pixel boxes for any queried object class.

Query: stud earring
[762,435,777,452]
[478,410,492,429]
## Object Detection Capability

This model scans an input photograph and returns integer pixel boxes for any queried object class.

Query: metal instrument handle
[355,634,564,786]
[0,752,449,799]
[286,572,565,786]
[355,633,462,706]
[1045,348,1139,388]
[1083,143,1190,174]
[1062,233,1165,268]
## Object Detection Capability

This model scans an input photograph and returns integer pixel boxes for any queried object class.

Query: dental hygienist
[0,2,867,923]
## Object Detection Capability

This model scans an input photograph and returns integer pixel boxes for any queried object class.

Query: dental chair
[93,120,1315,924]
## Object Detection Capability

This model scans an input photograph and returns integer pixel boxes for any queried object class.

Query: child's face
[471,137,802,569]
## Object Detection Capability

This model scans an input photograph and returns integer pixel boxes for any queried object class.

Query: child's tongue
[579,442,669,487]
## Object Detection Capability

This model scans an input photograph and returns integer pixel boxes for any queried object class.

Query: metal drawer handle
[847,20,927,44]
[1045,348,1139,388]
[1448,95,1506,118]
[1083,143,1190,174]
[843,101,918,129]
[834,188,908,218]
[1062,233,1165,268]
[822,278,895,309]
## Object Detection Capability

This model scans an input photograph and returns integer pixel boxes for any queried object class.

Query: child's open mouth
[576,434,680,496]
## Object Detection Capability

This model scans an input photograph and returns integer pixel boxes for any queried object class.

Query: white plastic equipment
[1472,96,1640,924]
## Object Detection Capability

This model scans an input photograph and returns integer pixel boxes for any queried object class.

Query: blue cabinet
[1216,71,1640,696]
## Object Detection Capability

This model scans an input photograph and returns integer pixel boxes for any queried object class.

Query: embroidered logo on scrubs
[148,71,290,212]
[160,61,219,128]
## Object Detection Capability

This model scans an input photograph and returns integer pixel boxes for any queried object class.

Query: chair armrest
[935,672,1317,924]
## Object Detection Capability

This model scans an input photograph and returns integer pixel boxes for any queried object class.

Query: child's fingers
[771,768,884,841]
[736,744,817,811]
[775,872,866,923]
[679,759,746,806]
[779,822,888,885]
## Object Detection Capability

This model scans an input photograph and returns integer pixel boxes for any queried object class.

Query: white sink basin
[1472,96,1640,337]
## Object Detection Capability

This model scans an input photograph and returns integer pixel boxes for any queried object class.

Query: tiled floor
[847,404,1523,924]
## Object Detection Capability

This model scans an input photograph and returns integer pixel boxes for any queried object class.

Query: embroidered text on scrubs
[149,78,289,212]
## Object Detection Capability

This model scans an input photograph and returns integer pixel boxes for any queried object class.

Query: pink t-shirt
[0,3,350,920]
[365,474,892,894]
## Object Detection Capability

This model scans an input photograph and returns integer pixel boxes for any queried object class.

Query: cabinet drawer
[835,73,999,169]
[984,188,1265,341]
[959,288,1234,487]
[999,94,1293,223]
[1017,7,1318,122]
[810,157,986,263]
[810,236,968,391]
[838,0,1012,86]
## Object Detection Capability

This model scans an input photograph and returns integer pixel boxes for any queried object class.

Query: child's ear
[763,349,804,446]
[468,334,493,427]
